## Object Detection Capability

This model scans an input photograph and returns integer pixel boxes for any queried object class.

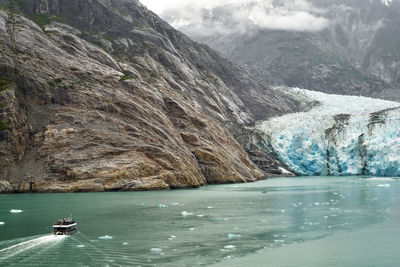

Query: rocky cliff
[0,0,298,193]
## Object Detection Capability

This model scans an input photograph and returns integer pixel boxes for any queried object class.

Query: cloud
[140,0,330,35]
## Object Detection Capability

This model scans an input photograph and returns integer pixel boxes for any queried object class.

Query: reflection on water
[0,176,399,266]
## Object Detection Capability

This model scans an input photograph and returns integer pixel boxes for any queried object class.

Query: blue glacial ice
[254,87,400,176]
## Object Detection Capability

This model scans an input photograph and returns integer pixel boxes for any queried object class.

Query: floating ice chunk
[280,209,286,213]
[150,248,162,253]
[227,234,241,239]
[189,227,195,231]
[158,204,167,208]
[377,184,391,188]
[10,209,22,213]
[0,222,4,225]
[197,215,204,217]
[324,216,328,219]
[314,202,320,206]
[207,206,214,209]
[170,202,180,205]
[168,235,176,240]
[98,235,113,240]
[274,240,285,243]
[181,211,193,217]
[224,245,236,250]
[77,245,86,248]
[122,242,129,245]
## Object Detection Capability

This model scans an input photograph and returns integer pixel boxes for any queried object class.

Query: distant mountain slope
[0,0,298,193]
[163,0,400,100]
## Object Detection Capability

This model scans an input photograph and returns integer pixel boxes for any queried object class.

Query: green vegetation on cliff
[0,75,12,91]
[0,119,10,130]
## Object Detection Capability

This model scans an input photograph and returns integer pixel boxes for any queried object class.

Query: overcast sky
[140,0,330,35]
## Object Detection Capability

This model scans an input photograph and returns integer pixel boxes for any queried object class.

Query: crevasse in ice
[254,87,400,176]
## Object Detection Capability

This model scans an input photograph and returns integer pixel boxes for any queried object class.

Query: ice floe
[180,211,193,217]
[9,209,22,213]
[377,184,391,188]
[98,235,113,240]
[77,245,86,248]
[150,248,162,253]
[227,234,241,239]
[0,222,4,225]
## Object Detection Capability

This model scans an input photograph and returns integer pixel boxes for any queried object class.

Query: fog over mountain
[148,0,400,100]
[142,0,330,35]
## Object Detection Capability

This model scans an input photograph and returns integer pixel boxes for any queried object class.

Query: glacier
[252,87,400,176]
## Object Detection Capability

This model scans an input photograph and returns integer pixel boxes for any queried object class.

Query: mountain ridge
[0,0,298,193]
[163,0,400,100]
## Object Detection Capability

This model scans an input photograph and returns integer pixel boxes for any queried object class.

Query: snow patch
[382,0,393,6]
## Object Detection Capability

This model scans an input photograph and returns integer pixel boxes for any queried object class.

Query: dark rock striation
[0,0,297,193]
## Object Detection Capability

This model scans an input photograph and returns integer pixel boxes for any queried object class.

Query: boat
[53,217,78,235]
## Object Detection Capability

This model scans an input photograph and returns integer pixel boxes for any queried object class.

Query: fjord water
[1,177,400,266]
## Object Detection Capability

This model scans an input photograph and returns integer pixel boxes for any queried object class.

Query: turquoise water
[0,176,399,266]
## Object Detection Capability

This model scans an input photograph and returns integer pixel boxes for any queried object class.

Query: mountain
[162,0,400,100]
[0,0,299,193]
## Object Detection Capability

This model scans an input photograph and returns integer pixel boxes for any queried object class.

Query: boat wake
[0,235,67,261]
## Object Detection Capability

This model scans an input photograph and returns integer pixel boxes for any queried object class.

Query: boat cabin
[53,217,78,235]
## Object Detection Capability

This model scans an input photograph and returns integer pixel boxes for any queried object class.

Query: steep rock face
[0,1,297,192]
[163,0,400,100]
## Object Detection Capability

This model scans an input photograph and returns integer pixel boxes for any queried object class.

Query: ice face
[254,87,400,176]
